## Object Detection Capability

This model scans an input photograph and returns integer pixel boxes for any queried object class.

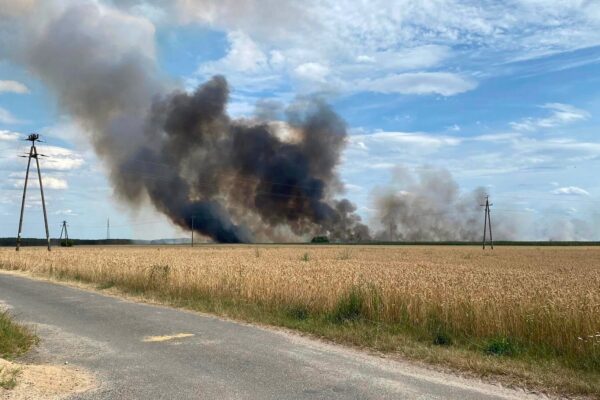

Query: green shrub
[331,287,364,323]
[311,236,329,243]
[485,337,519,356]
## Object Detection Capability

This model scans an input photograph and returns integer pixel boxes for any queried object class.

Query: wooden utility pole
[16,134,51,251]
[59,220,70,246]
[481,195,493,249]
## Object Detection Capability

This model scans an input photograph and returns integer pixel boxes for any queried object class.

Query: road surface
[0,272,542,399]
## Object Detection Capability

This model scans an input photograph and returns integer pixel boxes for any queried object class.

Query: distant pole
[59,220,69,245]
[191,216,195,247]
[481,195,494,250]
[16,133,51,251]
[107,218,110,241]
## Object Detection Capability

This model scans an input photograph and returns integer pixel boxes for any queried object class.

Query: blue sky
[1,0,600,240]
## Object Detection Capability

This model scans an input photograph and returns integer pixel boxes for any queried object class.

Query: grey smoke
[3,2,368,242]
[372,166,517,241]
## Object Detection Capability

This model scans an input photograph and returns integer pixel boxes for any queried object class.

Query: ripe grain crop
[1,245,599,395]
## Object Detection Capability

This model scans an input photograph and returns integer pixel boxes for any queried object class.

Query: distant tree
[311,236,329,243]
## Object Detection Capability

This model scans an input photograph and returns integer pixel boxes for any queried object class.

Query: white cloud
[41,176,68,190]
[54,208,78,215]
[351,131,462,148]
[172,0,600,98]
[293,62,330,83]
[9,172,68,190]
[207,30,268,73]
[0,130,19,141]
[552,186,590,196]
[510,103,590,131]
[0,107,22,124]
[356,72,476,96]
[33,145,84,171]
[0,80,29,94]
[473,133,522,142]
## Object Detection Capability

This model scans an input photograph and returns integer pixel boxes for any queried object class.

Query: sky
[1,0,600,241]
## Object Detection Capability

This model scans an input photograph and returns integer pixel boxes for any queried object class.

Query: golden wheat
[1,245,599,370]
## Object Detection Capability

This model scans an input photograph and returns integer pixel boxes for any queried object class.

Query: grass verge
[2,267,599,398]
[0,311,36,390]
[0,311,37,360]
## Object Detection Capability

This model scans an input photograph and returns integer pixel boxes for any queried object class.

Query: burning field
[1,245,599,395]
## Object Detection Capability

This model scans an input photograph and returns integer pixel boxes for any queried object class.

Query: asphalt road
[0,273,543,400]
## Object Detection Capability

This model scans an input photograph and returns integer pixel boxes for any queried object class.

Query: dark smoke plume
[3,2,368,242]
[372,166,517,241]
[123,76,370,242]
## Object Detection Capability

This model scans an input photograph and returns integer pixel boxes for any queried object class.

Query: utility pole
[59,220,69,245]
[481,195,493,250]
[191,216,195,247]
[16,133,51,251]
[107,218,110,241]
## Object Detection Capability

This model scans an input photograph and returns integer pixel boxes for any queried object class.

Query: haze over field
[1,1,599,241]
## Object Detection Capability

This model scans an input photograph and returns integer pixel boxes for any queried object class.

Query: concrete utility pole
[481,195,493,250]
[59,220,69,245]
[16,133,51,251]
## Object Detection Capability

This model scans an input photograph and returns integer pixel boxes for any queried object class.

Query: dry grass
[1,245,599,396]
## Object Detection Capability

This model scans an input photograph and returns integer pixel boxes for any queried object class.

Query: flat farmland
[1,245,599,396]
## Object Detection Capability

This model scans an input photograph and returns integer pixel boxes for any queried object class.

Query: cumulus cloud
[552,186,590,196]
[0,80,29,94]
[177,0,600,97]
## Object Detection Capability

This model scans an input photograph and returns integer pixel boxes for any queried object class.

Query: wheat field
[1,245,599,374]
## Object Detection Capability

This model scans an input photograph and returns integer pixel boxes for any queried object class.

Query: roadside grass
[17,272,600,397]
[2,245,600,397]
[0,311,37,360]
[0,311,36,390]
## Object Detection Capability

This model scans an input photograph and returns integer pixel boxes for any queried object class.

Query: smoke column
[1,1,368,242]
[372,166,517,241]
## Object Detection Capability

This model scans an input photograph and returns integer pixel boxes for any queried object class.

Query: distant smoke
[3,2,368,242]
[372,166,517,241]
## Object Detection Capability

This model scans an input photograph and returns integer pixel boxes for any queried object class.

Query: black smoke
[1,2,368,243]
[119,76,369,242]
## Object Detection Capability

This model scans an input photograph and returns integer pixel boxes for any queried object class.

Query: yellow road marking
[143,333,194,342]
